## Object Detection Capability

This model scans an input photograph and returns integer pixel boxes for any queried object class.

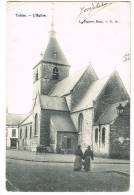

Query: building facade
[6,113,26,149]
[14,20,130,159]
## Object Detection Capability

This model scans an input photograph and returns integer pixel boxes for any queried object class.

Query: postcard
[6,0,130,192]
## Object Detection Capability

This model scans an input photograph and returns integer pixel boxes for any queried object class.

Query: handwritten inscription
[77,2,112,23]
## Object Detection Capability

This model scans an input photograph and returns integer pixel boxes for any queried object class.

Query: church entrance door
[10,138,17,148]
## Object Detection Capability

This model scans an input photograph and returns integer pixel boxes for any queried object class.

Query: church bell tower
[33,5,70,100]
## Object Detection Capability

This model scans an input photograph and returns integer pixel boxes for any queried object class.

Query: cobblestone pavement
[6,158,130,192]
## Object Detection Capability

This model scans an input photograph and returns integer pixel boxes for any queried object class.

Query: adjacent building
[6,113,26,149]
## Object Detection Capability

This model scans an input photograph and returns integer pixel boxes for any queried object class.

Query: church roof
[49,66,90,96]
[41,36,69,66]
[40,95,69,111]
[6,113,27,126]
[50,112,76,132]
[94,100,129,125]
[72,75,110,112]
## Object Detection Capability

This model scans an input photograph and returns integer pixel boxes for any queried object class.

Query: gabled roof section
[72,75,110,112]
[19,112,33,126]
[50,65,96,96]
[6,113,27,126]
[112,70,130,99]
[94,100,129,125]
[72,70,130,112]
[50,112,76,132]
[40,95,69,111]
[41,35,69,66]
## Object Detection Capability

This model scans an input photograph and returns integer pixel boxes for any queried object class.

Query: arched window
[95,128,98,143]
[34,114,38,136]
[25,126,28,138]
[20,128,22,139]
[35,70,38,81]
[78,113,83,133]
[30,125,32,139]
[78,113,83,145]
[102,127,105,145]
[52,67,59,80]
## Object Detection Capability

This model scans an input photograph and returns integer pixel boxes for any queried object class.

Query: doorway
[10,138,17,148]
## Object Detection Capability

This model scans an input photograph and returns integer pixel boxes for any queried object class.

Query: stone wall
[71,108,94,151]
[41,62,69,81]
[109,103,130,159]
[49,118,57,152]
[33,62,70,97]
[18,95,42,151]
[18,123,38,151]
[40,110,50,147]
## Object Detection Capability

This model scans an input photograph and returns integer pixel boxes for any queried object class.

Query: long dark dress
[83,149,94,172]
[74,148,83,171]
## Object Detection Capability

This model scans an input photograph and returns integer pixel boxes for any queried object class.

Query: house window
[35,70,38,81]
[25,126,28,138]
[67,138,71,148]
[95,128,98,143]
[12,129,16,137]
[102,127,105,145]
[20,128,22,139]
[30,125,32,139]
[52,67,59,80]
[34,114,38,136]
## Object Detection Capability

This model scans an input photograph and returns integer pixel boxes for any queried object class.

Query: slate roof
[40,95,69,111]
[50,66,89,96]
[72,75,110,112]
[50,112,76,132]
[42,36,69,66]
[95,100,129,125]
[6,113,27,126]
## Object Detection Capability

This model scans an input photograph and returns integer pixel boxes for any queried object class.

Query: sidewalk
[6,149,130,164]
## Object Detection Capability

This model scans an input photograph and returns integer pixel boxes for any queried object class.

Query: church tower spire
[33,5,70,99]
[49,2,56,38]
[41,3,69,66]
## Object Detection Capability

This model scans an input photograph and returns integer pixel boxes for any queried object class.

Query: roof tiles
[40,95,69,111]
[6,113,26,126]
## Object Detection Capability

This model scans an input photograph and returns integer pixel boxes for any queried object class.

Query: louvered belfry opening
[52,66,59,80]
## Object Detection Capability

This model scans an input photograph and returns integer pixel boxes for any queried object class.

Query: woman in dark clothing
[74,145,83,171]
[83,146,94,172]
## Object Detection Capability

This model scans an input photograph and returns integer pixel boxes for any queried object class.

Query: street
[6,157,129,192]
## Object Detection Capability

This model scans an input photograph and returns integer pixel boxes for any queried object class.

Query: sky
[7,1,130,114]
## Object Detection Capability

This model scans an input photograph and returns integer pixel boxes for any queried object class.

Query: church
[16,15,130,159]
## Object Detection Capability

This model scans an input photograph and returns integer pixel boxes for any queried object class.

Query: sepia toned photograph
[6,0,130,192]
